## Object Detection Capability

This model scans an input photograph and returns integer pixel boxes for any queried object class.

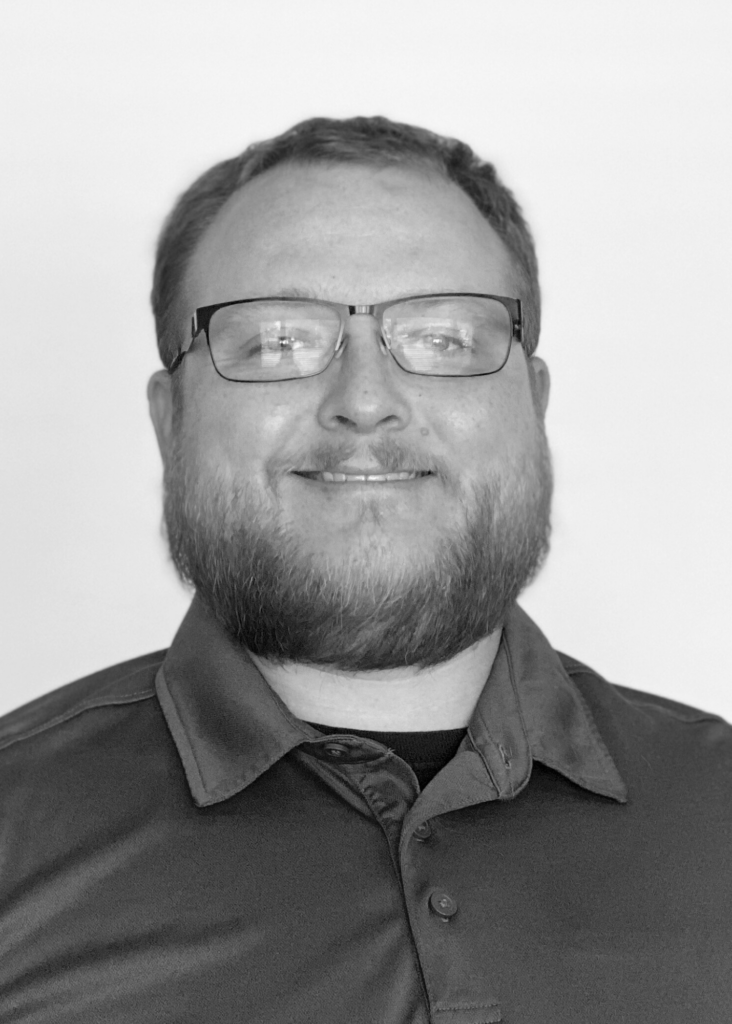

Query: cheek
[180,382,299,479]
[438,381,533,470]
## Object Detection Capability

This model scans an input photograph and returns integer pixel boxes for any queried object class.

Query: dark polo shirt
[1,598,731,1023]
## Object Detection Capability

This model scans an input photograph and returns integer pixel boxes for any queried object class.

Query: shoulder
[557,650,732,789]
[0,649,167,755]
[558,649,729,726]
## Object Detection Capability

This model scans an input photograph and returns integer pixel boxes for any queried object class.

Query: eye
[419,330,471,352]
[258,324,321,352]
[400,324,474,354]
[237,321,332,374]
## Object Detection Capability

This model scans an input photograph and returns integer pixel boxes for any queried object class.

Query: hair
[151,115,541,372]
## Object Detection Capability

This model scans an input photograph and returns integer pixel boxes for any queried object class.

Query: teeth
[319,471,421,483]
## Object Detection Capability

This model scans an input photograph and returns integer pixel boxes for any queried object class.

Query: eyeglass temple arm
[168,316,201,373]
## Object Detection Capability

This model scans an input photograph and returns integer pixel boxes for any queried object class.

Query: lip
[292,469,433,484]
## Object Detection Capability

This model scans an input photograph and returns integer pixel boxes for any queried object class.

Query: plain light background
[1,0,730,719]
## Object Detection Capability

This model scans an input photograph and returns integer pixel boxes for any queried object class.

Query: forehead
[184,161,517,309]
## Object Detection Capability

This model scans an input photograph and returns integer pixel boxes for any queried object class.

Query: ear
[527,355,550,418]
[147,370,175,462]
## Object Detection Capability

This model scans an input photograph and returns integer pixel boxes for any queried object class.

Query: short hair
[151,116,541,371]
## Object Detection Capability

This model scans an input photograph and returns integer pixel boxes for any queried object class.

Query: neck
[249,629,502,731]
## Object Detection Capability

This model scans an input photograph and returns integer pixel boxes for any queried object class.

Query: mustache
[270,437,454,479]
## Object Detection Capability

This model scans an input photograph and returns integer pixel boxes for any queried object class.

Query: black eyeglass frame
[169,292,524,381]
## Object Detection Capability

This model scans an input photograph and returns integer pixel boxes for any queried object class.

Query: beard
[162,427,553,672]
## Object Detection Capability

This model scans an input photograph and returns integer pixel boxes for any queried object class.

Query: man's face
[149,161,552,670]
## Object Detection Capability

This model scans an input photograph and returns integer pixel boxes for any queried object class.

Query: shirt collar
[465,604,627,803]
[156,596,627,807]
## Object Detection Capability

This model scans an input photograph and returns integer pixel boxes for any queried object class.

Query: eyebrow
[274,286,323,300]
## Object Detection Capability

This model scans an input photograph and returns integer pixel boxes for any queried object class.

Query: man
[1,117,730,1024]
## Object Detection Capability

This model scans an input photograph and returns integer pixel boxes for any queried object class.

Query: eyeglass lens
[207,296,512,381]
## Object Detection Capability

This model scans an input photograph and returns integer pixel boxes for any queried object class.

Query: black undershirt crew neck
[307,722,468,788]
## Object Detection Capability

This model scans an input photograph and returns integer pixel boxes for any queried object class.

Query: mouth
[293,470,433,484]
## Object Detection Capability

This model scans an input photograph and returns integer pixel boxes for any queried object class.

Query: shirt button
[413,821,432,841]
[429,891,458,920]
[323,743,350,759]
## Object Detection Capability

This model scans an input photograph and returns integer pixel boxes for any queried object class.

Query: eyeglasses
[170,293,524,382]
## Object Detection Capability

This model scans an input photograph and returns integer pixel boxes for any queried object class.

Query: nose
[316,313,412,435]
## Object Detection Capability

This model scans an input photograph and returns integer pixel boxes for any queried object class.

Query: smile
[295,471,432,483]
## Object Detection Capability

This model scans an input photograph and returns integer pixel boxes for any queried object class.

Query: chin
[294,521,442,565]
